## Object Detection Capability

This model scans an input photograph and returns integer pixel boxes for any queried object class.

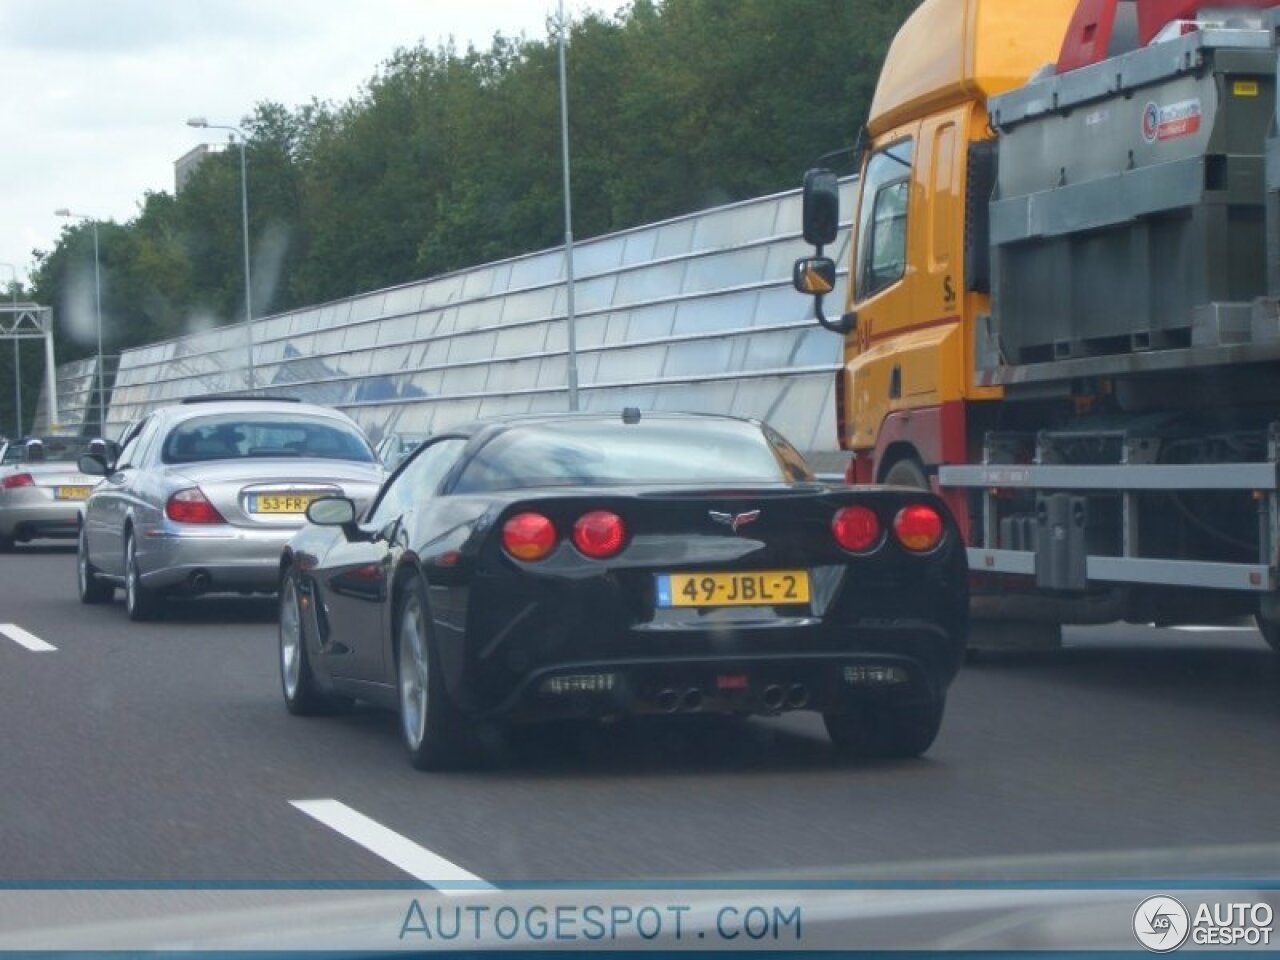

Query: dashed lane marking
[291,798,494,894]
[0,623,56,652]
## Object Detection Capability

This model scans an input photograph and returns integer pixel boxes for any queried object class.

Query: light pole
[187,117,255,392]
[557,0,580,411]
[54,209,105,434]
[0,262,19,437]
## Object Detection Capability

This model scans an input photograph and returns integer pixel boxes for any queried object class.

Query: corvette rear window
[161,415,376,464]
[452,419,812,492]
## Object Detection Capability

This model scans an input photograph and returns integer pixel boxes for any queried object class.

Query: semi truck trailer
[794,0,1280,650]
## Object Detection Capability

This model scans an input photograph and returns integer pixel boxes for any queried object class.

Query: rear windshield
[160,414,376,464]
[1,437,98,464]
[452,419,813,493]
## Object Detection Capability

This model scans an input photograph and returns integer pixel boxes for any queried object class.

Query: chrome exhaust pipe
[761,684,785,711]
[656,688,680,713]
[681,688,703,712]
[785,683,810,710]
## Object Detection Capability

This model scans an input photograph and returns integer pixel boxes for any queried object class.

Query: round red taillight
[893,504,944,552]
[832,505,881,553]
[572,510,626,559]
[502,512,557,562]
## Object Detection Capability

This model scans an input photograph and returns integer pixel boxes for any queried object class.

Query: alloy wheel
[398,594,429,750]
[280,576,302,701]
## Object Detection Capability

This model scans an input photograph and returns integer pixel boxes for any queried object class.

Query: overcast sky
[0,0,596,286]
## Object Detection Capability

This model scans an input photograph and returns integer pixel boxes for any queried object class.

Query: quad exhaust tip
[657,687,706,713]
[659,684,805,713]
[761,684,786,711]
[786,683,810,709]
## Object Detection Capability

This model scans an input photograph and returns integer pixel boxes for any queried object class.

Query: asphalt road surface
[2,544,1278,885]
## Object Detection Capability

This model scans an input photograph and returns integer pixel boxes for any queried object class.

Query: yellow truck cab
[800,0,1077,517]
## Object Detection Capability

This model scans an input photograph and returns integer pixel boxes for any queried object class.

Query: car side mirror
[78,454,107,477]
[306,497,357,527]
[802,168,840,247]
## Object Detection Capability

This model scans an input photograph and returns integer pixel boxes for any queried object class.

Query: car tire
[1255,614,1280,655]
[824,697,945,760]
[279,567,352,716]
[396,576,469,771]
[77,528,114,604]
[124,530,162,622]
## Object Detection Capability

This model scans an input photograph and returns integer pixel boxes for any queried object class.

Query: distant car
[76,398,385,620]
[279,411,968,770]
[0,436,106,550]
[375,431,430,470]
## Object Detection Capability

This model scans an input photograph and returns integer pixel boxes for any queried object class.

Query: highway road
[2,544,1278,885]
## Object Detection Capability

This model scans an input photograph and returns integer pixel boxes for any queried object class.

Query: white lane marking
[0,623,56,652]
[291,798,494,894]
[1168,626,1258,633]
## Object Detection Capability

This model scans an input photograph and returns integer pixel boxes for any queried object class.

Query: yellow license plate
[251,494,315,514]
[657,570,811,608]
[56,486,92,500]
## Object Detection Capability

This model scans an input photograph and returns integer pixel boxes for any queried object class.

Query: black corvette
[279,411,968,769]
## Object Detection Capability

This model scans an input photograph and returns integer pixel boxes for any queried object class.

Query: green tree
[29,0,917,382]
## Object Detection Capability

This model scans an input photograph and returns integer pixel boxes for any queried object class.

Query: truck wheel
[1254,614,1280,655]
[882,457,928,490]
[824,697,945,760]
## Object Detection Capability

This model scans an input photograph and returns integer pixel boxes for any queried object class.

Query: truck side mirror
[793,257,836,296]
[802,169,840,247]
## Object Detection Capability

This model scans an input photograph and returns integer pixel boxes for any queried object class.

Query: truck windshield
[855,138,914,302]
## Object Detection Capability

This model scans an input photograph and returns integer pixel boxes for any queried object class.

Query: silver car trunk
[165,459,382,527]
[7,463,100,492]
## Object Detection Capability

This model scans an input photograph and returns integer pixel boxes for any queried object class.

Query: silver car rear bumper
[135,524,296,592]
[0,495,84,540]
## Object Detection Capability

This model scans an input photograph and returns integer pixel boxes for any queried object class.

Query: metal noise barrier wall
[30,355,99,437]
[104,181,854,464]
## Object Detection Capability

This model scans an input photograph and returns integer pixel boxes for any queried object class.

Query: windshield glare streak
[452,420,813,493]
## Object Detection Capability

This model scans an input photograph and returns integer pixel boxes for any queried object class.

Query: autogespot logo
[1134,896,1191,953]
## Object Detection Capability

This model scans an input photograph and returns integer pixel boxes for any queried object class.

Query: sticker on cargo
[1142,99,1201,143]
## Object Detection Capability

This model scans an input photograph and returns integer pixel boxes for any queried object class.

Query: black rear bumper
[480,621,958,723]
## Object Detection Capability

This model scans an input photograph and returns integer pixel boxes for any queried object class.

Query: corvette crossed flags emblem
[708,510,761,533]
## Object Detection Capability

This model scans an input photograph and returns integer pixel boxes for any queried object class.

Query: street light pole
[0,262,20,437]
[557,0,580,412]
[53,210,105,434]
[187,118,254,393]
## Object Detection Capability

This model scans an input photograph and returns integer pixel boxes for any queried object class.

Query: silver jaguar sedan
[0,436,106,550]
[76,398,384,620]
